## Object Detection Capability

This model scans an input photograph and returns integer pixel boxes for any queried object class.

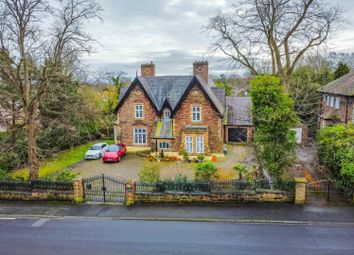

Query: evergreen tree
[334,62,350,80]
[250,75,299,179]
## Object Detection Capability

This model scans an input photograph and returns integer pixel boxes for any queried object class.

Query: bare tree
[0,0,101,180]
[206,0,341,85]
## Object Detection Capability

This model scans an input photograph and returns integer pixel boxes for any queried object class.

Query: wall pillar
[73,177,84,203]
[294,177,307,205]
[125,179,136,205]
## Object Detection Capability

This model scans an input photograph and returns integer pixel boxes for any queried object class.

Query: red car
[102,144,127,163]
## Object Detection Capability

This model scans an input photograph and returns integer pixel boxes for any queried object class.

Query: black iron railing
[136,179,296,195]
[0,180,73,192]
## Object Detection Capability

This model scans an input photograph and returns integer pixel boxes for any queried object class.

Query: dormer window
[192,106,201,122]
[164,109,171,119]
[135,104,143,119]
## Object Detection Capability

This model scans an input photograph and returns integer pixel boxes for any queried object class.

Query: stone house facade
[318,72,354,128]
[114,61,253,155]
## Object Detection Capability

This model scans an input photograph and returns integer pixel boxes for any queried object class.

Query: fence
[0,180,74,201]
[134,179,296,203]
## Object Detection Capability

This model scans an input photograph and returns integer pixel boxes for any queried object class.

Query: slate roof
[119,87,129,102]
[115,75,225,115]
[226,96,253,126]
[318,71,354,96]
[211,87,226,107]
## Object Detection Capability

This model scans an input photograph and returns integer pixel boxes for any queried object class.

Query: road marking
[31,218,49,227]
[0,218,16,220]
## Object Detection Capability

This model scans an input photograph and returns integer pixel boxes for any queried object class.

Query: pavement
[0,201,353,224]
[1,217,353,255]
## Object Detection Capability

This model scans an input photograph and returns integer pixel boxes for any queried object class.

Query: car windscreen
[90,145,101,150]
[106,145,119,152]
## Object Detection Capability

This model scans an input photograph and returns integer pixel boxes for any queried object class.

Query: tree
[215,74,233,96]
[0,0,101,180]
[334,62,350,80]
[250,75,298,179]
[289,66,322,133]
[206,0,341,85]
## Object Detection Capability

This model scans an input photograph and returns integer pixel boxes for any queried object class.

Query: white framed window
[335,97,340,109]
[159,141,170,149]
[135,104,143,119]
[192,106,201,122]
[326,95,329,106]
[185,136,193,153]
[330,96,335,108]
[164,109,171,118]
[196,136,204,154]
[134,128,146,144]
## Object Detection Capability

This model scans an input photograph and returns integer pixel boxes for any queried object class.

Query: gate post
[125,179,136,205]
[73,177,84,203]
[294,177,307,205]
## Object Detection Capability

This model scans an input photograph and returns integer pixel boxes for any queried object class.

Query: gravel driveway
[71,145,257,181]
[72,151,145,180]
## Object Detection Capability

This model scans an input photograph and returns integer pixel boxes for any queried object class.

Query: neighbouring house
[114,61,253,155]
[318,71,354,128]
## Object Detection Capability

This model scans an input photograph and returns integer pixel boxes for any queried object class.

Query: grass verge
[11,140,114,180]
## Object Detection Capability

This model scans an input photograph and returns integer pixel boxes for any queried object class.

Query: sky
[82,0,354,78]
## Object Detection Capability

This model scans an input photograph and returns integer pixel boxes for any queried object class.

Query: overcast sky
[82,0,354,78]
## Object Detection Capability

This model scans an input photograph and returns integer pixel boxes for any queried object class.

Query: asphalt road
[0,218,353,255]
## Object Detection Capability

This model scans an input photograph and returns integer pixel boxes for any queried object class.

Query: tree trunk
[27,113,39,180]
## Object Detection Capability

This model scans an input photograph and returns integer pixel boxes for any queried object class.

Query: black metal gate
[306,179,353,206]
[83,174,126,203]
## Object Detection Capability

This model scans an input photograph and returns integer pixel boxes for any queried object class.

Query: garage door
[228,128,247,143]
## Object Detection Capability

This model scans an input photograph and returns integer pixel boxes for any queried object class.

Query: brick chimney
[141,61,155,77]
[193,60,209,83]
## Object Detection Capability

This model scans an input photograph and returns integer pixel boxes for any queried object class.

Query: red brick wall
[320,94,354,125]
[117,82,158,146]
[172,83,223,153]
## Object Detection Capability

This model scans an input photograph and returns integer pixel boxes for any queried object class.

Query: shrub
[139,163,161,182]
[175,173,188,182]
[181,149,189,161]
[0,168,10,180]
[197,154,205,162]
[233,163,248,179]
[54,169,78,181]
[0,152,20,172]
[194,162,217,181]
[317,124,354,181]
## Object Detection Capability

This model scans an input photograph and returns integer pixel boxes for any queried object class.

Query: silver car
[84,143,108,160]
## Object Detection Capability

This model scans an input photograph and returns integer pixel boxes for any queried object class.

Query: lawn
[11,140,114,180]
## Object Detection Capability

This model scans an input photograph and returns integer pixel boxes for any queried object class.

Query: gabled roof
[318,71,354,96]
[115,75,225,115]
[226,96,253,126]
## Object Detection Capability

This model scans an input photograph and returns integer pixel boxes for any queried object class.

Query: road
[0,217,353,255]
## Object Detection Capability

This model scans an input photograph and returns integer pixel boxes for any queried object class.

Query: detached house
[318,71,354,128]
[114,61,253,155]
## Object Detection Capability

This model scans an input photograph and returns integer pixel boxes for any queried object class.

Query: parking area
[72,145,258,181]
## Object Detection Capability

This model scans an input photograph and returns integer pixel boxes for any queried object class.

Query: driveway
[73,151,145,180]
[71,145,258,181]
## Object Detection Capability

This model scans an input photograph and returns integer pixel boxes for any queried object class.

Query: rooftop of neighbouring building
[318,71,354,96]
